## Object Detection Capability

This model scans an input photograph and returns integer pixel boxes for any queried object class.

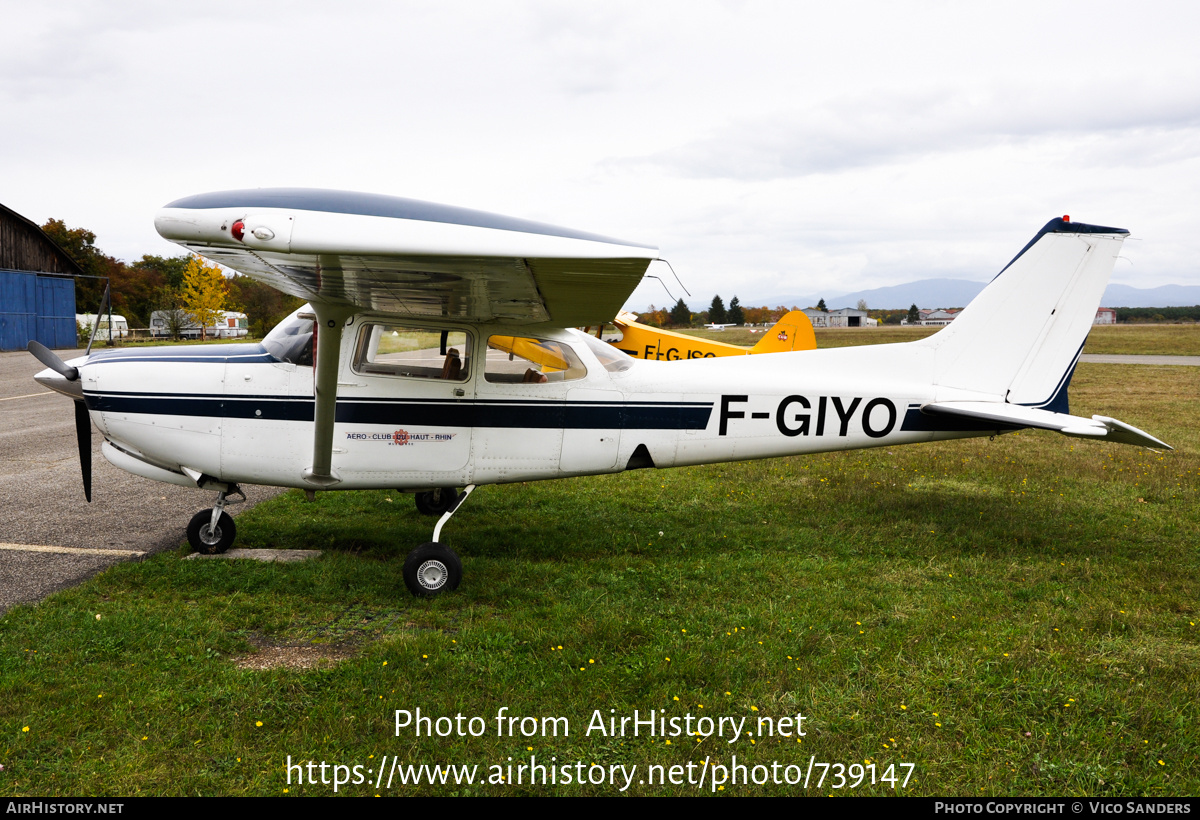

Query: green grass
[677,323,1200,354]
[1081,325,1200,356]
[1,363,1197,796]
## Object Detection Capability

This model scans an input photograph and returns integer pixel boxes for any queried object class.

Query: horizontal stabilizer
[1090,415,1174,450]
[922,402,1172,450]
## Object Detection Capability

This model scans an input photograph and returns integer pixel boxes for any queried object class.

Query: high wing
[154,188,657,327]
[155,188,657,488]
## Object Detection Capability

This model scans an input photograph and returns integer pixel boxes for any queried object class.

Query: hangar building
[0,202,81,351]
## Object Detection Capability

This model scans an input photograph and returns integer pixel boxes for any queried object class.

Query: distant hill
[752,279,1200,311]
[1101,284,1200,308]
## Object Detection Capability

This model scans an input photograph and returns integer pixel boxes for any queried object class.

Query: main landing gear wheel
[188,509,237,555]
[415,487,460,516]
[403,542,462,598]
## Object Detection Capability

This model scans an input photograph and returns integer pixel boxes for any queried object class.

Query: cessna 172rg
[29,189,1170,597]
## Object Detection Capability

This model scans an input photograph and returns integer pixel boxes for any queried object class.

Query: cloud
[616,85,1200,180]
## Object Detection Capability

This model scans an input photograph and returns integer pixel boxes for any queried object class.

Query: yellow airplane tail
[749,310,816,354]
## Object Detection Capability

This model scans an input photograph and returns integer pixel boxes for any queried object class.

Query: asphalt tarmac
[0,348,280,614]
[1079,354,1200,366]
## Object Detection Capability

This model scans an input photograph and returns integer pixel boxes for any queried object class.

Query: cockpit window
[484,335,587,383]
[262,312,315,366]
[576,332,634,373]
[353,324,471,381]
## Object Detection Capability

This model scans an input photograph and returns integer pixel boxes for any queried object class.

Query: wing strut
[303,303,355,487]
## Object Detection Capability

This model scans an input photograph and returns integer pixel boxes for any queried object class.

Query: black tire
[414,487,460,516]
[403,542,462,597]
[187,509,236,555]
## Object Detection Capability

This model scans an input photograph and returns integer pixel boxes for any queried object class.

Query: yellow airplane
[486,335,575,379]
[587,310,817,361]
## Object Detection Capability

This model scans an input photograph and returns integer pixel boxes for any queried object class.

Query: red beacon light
[231,220,245,241]
[1062,215,1070,222]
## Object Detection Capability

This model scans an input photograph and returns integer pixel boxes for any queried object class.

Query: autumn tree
[153,285,190,340]
[727,296,744,326]
[226,275,305,337]
[41,220,192,328]
[41,218,125,317]
[131,255,190,290]
[637,305,668,327]
[181,255,228,340]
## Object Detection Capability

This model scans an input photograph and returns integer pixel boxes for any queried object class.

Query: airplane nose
[34,367,84,400]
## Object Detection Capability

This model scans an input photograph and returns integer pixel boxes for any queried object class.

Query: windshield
[575,330,634,373]
[262,309,315,366]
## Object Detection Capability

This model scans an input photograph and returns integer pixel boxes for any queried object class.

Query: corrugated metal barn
[0,202,81,351]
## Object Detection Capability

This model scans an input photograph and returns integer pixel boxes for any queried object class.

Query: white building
[76,313,129,340]
[801,308,830,328]
[826,308,877,328]
[150,310,249,339]
[902,308,960,326]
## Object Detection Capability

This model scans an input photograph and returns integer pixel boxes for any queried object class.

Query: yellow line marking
[0,543,145,557]
[0,392,53,402]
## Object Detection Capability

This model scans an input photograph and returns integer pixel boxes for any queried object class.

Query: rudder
[917,218,1128,408]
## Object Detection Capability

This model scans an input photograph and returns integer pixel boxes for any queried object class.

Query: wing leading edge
[155,188,658,327]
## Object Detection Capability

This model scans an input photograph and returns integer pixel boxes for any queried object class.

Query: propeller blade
[86,284,111,356]
[27,340,78,381]
[74,400,93,503]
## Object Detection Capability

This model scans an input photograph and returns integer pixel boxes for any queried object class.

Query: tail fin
[750,310,817,354]
[918,218,1128,410]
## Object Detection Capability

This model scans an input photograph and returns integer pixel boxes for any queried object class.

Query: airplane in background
[29,189,1170,597]
[586,310,816,361]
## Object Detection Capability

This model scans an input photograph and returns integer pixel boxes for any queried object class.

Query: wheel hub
[417,559,447,590]
[200,525,222,545]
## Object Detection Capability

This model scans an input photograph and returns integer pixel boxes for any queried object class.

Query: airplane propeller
[26,340,93,503]
[27,339,79,381]
[74,400,93,503]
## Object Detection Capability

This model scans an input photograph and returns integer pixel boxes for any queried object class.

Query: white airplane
[29,190,1170,597]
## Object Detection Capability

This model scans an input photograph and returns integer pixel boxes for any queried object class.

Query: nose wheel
[186,484,244,555]
[188,509,236,554]
[403,542,463,597]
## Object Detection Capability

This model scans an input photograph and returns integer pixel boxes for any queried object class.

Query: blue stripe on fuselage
[84,391,712,430]
[899,403,1025,433]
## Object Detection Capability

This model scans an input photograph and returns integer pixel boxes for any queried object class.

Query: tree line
[43,218,304,338]
[1113,306,1200,323]
[637,295,905,327]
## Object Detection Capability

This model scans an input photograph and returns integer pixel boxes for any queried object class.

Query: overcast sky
[3,1,1197,310]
